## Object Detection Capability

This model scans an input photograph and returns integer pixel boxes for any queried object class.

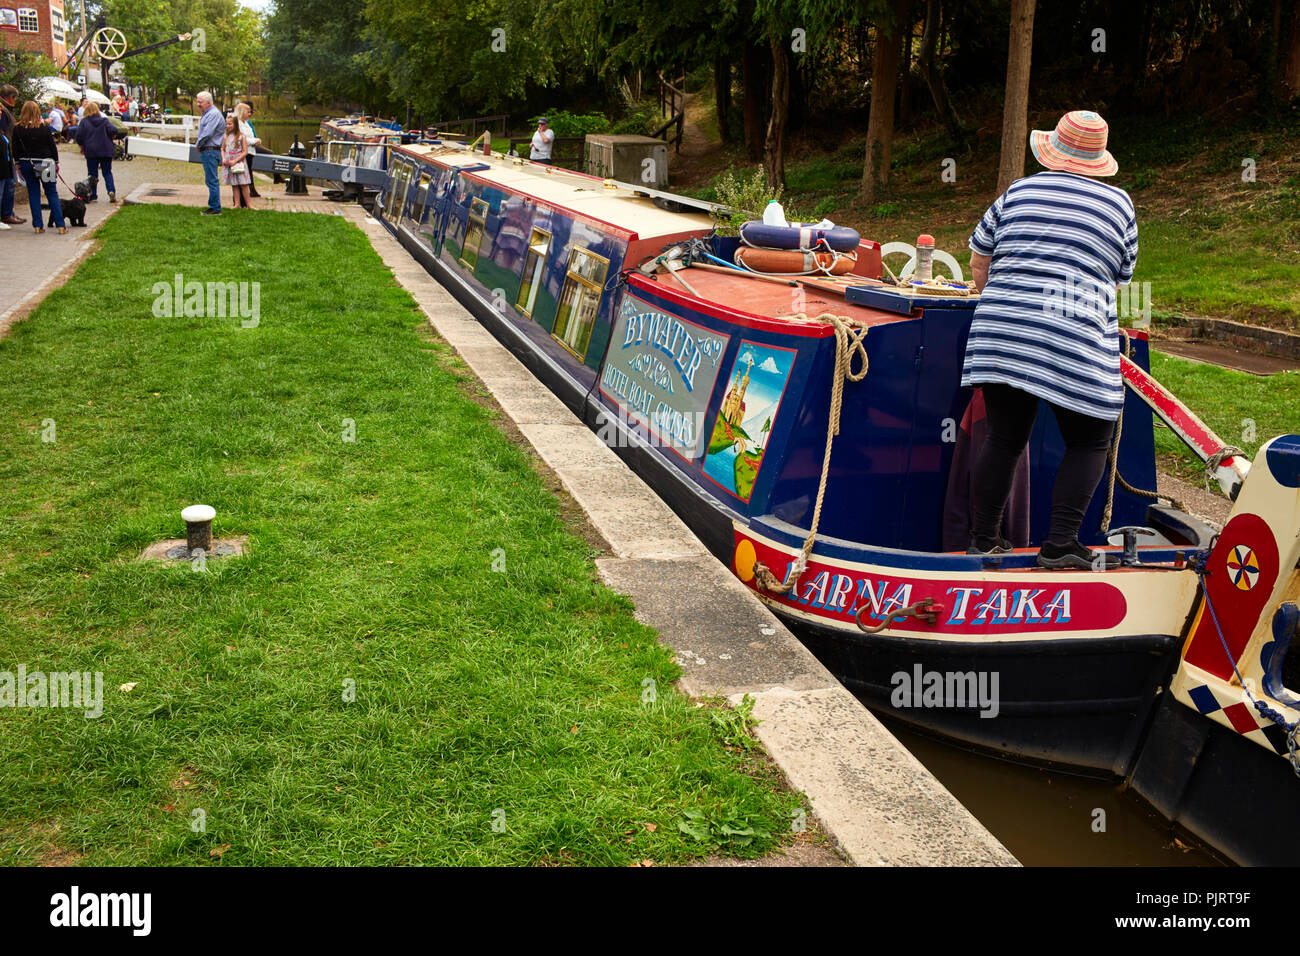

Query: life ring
[734,246,857,276]
[739,220,861,252]
[879,241,965,282]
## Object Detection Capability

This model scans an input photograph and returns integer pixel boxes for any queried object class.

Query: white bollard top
[181,505,216,523]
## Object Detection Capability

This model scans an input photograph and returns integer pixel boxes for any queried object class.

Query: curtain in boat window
[460,197,490,270]
[552,248,608,358]
[516,229,551,317]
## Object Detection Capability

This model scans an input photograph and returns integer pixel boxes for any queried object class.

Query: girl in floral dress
[220,114,253,208]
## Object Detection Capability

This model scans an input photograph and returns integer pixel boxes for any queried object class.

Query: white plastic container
[762,200,788,227]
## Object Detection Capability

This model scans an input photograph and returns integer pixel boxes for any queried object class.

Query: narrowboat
[313,118,404,200]
[364,141,1300,865]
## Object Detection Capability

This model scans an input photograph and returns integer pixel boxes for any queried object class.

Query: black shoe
[201,208,222,216]
[1037,540,1121,570]
[967,535,1014,556]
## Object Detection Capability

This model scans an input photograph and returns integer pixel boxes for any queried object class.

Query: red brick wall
[0,1,68,64]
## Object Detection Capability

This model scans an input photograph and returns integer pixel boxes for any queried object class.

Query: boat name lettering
[790,570,1074,625]
[602,297,730,458]
[622,310,704,391]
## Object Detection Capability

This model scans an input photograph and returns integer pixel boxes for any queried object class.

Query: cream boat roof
[321,121,399,139]
[395,144,715,241]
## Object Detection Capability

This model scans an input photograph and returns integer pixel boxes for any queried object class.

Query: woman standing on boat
[963,110,1138,570]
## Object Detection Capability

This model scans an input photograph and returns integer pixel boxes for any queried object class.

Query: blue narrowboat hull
[368,143,1300,865]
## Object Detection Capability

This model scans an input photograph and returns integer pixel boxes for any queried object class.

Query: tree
[918,0,964,147]
[265,0,372,108]
[995,0,1035,196]
[860,0,910,205]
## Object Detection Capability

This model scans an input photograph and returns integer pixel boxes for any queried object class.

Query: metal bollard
[181,505,216,553]
[286,134,309,195]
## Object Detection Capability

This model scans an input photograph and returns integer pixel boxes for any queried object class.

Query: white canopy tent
[34,76,82,102]
[82,88,112,106]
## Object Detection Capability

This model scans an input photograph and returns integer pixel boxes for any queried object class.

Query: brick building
[0,1,68,64]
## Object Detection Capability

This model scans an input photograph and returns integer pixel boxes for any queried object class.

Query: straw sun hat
[1030,110,1118,177]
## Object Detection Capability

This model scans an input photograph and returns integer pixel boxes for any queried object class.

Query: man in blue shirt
[194,91,223,215]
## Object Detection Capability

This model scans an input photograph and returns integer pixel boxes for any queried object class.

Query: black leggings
[971,384,1115,548]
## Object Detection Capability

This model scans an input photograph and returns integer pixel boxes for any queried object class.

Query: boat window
[552,247,609,359]
[515,228,551,318]
[385,161,411,219]
[459,197,490,270]
[411,174,432,221]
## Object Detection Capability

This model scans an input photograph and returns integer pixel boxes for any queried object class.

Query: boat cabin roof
[322,120,398,139]
[639,269,918,329]
[395,144,715,242]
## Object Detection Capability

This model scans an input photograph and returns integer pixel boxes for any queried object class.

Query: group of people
[0,84,124,233]
[194,91,268,215]
[109,88,140,121]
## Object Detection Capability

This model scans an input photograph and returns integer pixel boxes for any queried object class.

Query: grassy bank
[0,205,803,865]
[1147,351,1300,481]
[688,107,1300,330]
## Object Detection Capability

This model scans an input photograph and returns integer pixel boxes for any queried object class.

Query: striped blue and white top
[961,171,1139,421]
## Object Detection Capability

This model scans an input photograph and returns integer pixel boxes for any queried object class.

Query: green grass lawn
[0,205,802,866]
[1147,351,1300,482]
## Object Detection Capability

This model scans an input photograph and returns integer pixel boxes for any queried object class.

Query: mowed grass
[0,204,801,865]
[1147,351,1300,481]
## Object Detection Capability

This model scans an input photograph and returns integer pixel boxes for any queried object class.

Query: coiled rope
[753,314,869,594]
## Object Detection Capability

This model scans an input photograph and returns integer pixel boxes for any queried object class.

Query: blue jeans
[200,150,221,210]
[18,160,64,229]
[86,156,115,199]
[0,176,13,218]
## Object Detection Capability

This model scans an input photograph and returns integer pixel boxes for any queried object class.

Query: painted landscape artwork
[703,341,795,501]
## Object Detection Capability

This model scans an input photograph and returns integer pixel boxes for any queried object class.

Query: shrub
[709,167,815,235]
[536,109,610,138]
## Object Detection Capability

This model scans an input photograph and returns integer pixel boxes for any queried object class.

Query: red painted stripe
[626,274,836,337]
[1121,355,1229,463]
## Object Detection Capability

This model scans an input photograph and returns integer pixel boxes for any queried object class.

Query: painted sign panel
[733,531,1129,635]
[599,291,728,459]
[703,341,796,501]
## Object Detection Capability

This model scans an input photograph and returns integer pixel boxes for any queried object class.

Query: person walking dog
[194,92,223,215]
[74,102,120,203]
[11,100,67,233]
[963,110,1139,570]
[0,84,26,226]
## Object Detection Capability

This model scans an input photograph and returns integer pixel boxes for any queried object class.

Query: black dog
[62,195,87,227]
[74,178,95,202]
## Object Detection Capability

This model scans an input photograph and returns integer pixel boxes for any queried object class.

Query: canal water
[258,123,322,155]
[874,713,1220,865]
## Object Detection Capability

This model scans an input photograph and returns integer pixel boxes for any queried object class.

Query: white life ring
[879,241,964,282]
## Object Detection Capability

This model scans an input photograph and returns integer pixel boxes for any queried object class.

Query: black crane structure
[60,21,193,93]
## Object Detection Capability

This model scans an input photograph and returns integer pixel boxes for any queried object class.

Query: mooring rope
[753,313,869,595]
[1100,329,1187,532]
